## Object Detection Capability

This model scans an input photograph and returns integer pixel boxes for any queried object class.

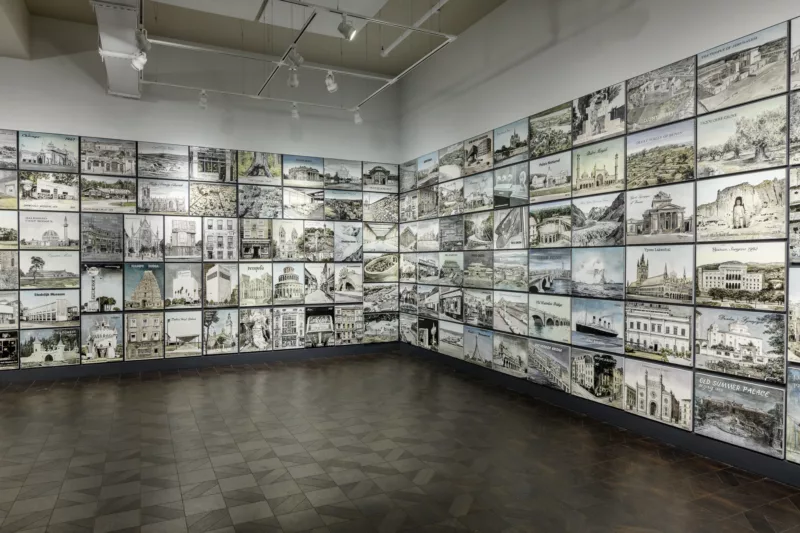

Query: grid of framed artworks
[0,133,401,370]
[399,18,800,462]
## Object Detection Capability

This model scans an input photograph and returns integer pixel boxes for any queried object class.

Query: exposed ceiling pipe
[256,9,317,96]
[381,0,450,58]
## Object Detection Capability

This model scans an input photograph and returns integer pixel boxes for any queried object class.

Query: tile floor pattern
[0,354,795,532]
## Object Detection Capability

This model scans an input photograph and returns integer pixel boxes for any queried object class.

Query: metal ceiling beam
[381,0,451,57]
[256,8,317,96]
[254,0,269,21]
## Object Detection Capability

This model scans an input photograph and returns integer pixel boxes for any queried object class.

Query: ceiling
[24,0,507,76]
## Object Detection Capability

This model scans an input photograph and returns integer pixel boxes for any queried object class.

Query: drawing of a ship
[576,311,618,337]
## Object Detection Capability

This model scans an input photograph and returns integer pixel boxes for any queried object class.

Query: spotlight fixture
[287,68,300,89]
[325,71,338,93]
[353,108,363,125]
[198,90,208,110]
[130,50,148,71]
[337,14,357,41]
[286,46,304,68]
[291,102,300,120]
[135,27,151,52]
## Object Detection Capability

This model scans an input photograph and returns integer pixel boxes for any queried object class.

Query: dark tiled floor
[0,353,797,532]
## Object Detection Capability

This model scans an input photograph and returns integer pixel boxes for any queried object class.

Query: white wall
[398,0,800,161]
[0,17,400,163]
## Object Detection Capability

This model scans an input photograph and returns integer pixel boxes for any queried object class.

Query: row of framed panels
[402,316,795,462]
[400,19,800,193]
[0,131,399,192]
[0,307,398,370]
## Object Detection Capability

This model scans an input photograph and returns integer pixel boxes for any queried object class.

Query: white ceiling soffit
[93,0,141,98]
[152,0,385,37]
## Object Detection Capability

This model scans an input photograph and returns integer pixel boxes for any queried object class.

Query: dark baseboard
[2,342,399,382]
[399,344,800,489]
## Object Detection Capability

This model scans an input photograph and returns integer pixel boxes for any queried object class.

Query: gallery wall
[399,0,800,161]
[397,15,800,464]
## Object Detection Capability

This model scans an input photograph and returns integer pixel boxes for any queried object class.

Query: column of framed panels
[0,134,401,372]
[399,16,800,462]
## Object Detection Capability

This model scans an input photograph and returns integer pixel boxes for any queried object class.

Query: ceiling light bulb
[287,69,300,89]
[131,50,147,71]
[354,108,363,125]
[291,102,300,120]
[338,15,357,41]
[325,71,338,93]
[199,90,208,110]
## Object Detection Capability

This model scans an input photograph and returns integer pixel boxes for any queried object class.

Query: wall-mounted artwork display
[20,327,79,369]
[694,373,784,458]
[791,268,800,362]
[364,252,399,283]
[438,143,464,182]
[239,263,273,307]
[493,250,527,292]
[493,290,528,336]
[529,249,571,296]
[324,159,362,191]
[304,262,334,304]
[417,285,439,320]
[364,223,400,253]
[164,263,201,309]
[697,96,787,178]
[791,92,800,165]
[81,264,122,313]
[189,146,236,183]
[324,190,362,221]
[572,83,626,146]
[334,222,362,262]
[334,263,362,303]
[203,217,237,261]
[626,183,694,244]
[464,288,493,329]
[571,247,624,299]
[303,221,333,261]
[793,17,800,90]
[571,297,624,354]
[399,284,417,314]
[0,332,20,369]
[463,326,491,366]
[624,358,693,431]
[625,301,693,366]
[273,306,304,350]
[125,311,163,360]
[528,103,572,159]
[696,169,786,242]
[572,137,625,198]
[417,185,438,220]
[204,263,239,308]
[695,307,786,383]
[463,172,493,213]
[137,142,188,180]
[438,251,463,287]
[464,211,492,251]
[165,310,202,357]
[204,308,238,355]
[19,172,79,212]
[138,178,188,215]
[463,251,493,289]
[527,339,570,392]
[81,137,136,177]
[335,305,364,345]
[418,316,438,351]
[400,160,417,193]
[438,178,465,216]
[363,192,398,223]
[364,313,398,343]
[189,183,236,217]
[238,184,282,218]
[570,349,624,407]
[438,319,464,358]
[399,191,418,223]
[80,313,123,364]
[20,290,77,329]
[439,216,463,252]
[416,152,439,188]
[364,282,398,313]
[493,331,528,377]
[626,120,695,190]
[626,57,696,133]
[695,242,785,311]
[493,162,528,209]
[124,263,164,310]
[571,192,624,247]
[362,162,399,193]
[0,130,16,169]
[20,250,78,289]
[80,175,136,213]
[164,216,202,262]
[439,286,462,321]
[788,367,800,463]
[417,219,439,252]
[239,219,272,262]
[625,245,694,304]
[236,151,280,185]
[494,118,529,167]
[21,212,77,251]
[0,252,18,290]
[529,152,571,204]
[399,224,416,254]
[0,291,18,331]
[124,214,163,261]
[528,294,570,344]
[529,200,571,248]
[0,211,16,249]
[305,306,335,348]
[283,155,324,188]
[272,219,303,261]
[0,171,17,210]
[19,131,78,173]
[464,132,493,177]
[493,206,527,249]
[697,23,787,114]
